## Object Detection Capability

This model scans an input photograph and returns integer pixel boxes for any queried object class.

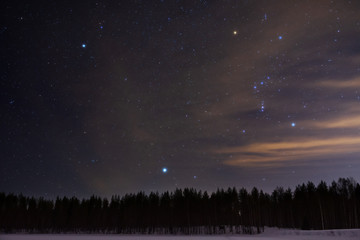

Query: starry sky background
[1,0,360,198]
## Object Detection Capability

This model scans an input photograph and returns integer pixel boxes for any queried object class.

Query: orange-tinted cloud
[309,115,360,129]
[218,136,360,167]
[316,77,360,88]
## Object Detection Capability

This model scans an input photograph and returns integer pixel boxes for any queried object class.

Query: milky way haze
[1,1,360,198]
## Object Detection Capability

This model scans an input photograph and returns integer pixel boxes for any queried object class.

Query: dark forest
[1,178,359,234]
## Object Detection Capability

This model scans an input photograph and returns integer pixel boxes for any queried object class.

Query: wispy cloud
[218,136,360,167]
[309,115,360,129]
[315,77,360,88]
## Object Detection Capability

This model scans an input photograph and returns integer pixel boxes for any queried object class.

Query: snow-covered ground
[1,228,360,240]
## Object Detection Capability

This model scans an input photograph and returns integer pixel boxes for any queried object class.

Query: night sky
[2,1,360,198]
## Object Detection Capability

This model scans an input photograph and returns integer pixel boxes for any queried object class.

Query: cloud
[315,77,360,88]
[309,115,360,129]
[217,136,360,167]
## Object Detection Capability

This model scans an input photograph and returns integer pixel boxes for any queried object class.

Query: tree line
[0,178,359,234]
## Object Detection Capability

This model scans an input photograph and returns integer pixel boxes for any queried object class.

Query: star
[278,36,282,40]
[291,122,296,127]
[162,167,167,173]
[233,30,237,35]
[82,43,86,48]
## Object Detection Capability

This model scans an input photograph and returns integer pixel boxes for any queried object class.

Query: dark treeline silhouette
[1,178,359,234]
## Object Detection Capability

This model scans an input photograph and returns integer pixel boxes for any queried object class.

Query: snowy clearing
[1,228,360,240]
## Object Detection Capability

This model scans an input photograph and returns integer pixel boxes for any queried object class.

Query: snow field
[1,228,360,240]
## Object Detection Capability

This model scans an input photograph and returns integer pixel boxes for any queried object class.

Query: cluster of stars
[260,100,265,112]
[253,76,271,113]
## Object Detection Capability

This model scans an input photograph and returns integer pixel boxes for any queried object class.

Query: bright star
[162,167,167,173]
[82,43,86,48]
[291,122,296,127]
[233,30,237,35]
